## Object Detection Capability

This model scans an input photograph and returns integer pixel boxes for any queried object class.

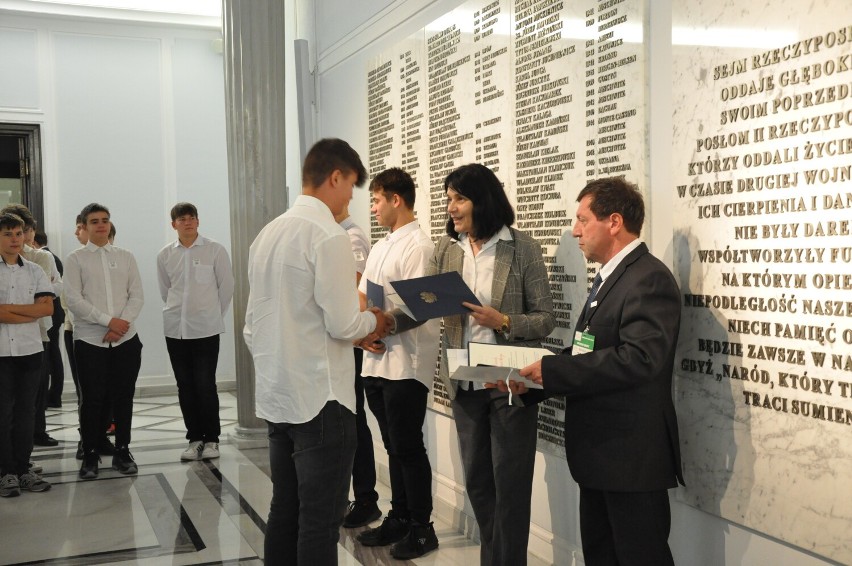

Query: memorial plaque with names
[366,0,650,453]
[671,2,852,562]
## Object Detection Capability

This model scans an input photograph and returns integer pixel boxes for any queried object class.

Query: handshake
[357,308,395,354]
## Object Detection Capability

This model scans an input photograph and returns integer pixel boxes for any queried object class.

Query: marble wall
[671,2,852,563]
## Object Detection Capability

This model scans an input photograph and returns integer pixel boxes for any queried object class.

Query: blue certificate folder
[366,279,384,310]
[388,271,481,321]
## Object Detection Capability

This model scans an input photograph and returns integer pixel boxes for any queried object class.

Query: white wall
[296,0,842,564]
[0,11,235,390]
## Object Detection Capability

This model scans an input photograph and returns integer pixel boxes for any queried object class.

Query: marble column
[222,0,288,442]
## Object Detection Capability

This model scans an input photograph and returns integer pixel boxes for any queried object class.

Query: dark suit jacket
[395,228,555,401]
[540,242,683,492]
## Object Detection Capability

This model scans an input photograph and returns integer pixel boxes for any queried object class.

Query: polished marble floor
[0,391,538,566]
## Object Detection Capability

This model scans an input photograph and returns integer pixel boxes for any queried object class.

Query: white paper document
[450,342,552,390]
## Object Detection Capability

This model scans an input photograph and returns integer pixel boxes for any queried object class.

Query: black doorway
[0,123,43,228]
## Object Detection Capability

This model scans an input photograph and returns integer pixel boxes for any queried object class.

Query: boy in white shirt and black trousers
[157,202,234,461]
[65,203,144,480]
[0,212,54,496]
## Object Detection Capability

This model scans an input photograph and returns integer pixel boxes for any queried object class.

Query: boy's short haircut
[75,214,83,225]
[0,212,24,231]
[301,138,367,190]
[369,167,416,209]
[0,204,36,230]
[108,223,116,240]
[170,202,198,221]
[79,203,110,224]
[34,232,48,247]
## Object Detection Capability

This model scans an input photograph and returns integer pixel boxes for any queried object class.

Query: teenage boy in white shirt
[355,167,440,559]
[0,204,62,449]
[0,212,54,497]
[244,138,389,565]
[157,202,234,461]
[65,203,144,480]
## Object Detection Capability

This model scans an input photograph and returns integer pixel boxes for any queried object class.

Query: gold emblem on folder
[366,299,374,308]
[420,291,438,304]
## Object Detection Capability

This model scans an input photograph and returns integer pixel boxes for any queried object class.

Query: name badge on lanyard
[572,330,595,355]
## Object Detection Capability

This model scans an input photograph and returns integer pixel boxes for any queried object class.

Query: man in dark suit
[517,177,683,566]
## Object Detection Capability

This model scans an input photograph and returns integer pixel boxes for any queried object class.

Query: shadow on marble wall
[672,229,757,565]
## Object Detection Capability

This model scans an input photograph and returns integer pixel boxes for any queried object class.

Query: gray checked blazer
[395,227,555,400]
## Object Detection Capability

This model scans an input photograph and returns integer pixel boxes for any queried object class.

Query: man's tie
[583,273,603,316]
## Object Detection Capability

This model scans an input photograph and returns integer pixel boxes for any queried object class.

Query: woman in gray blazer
[395,163,555,564]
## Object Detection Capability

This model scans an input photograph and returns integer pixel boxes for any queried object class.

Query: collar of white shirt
[460,225,513,253]
[171,235,206,249]
[84,241,113,253]
[385,219,420,242]
[599,238,642,283]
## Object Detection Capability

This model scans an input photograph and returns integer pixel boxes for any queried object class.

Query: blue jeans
[265,401,356,565]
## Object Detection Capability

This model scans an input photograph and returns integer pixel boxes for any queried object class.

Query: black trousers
[33,345,49,436]
[46,324,65,405]
[75,335,142,451]
[351,348,378,503]
[579,487,674,566]
[363,376,432,524]
[166,335,221,443]
[64,329,79,399]
[0,353,42,475]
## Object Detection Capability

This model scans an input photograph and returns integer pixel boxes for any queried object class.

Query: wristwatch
[498,314,510,335]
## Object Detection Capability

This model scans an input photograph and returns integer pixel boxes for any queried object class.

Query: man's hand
[359,338,387,355]
[103,330,122,343]
[369,307,389,338]
[519,359,543,386]
[108,318,130,336]
[462,302,503,330]
[494,380,530,394]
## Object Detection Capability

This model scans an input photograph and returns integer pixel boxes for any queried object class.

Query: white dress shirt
[64,242,144,347]
[0,255,54,357]
[245,195,377,424]
[358,221,439,389]
[157,234,234,339]
[459,225,513,390]
[340,217,370,274]
[21,243,61,341]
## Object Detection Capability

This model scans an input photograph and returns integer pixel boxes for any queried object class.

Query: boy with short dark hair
[0,212,54,497]
[65,203,144,479]
[157,202,234,461]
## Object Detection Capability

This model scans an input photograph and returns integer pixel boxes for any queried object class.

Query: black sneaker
[343,500,382,528]
[33,433,59,447]
[390,521,438,559]
[356,511,410,546]
[112,446,138,475]
[79,450,100,479]
[98,437,116,456]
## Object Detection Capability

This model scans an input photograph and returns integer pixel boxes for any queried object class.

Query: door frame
[0,122,43,228]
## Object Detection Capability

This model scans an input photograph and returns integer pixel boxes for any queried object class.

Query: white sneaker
[181,440,204,461]
[201,442,220,459]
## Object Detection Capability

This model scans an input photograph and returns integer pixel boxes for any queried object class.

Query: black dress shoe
[33,433,59,447]
[343,500,382,528]
[79,451,100,479]
[75,440,84,460]
[112,446,138,475]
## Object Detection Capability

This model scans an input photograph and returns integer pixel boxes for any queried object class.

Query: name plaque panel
[366,0,648,455]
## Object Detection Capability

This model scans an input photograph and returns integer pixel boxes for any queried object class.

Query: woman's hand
[462,302,504,330]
